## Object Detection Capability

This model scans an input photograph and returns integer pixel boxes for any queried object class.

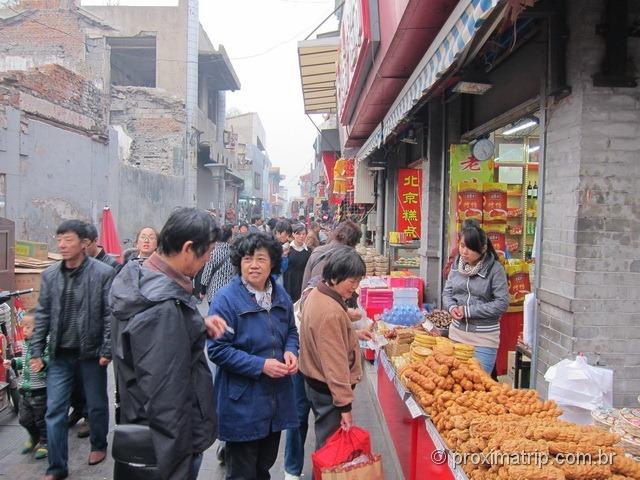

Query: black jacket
[110,260,216,480]
[96,248,121,272]
[32,256,114,360]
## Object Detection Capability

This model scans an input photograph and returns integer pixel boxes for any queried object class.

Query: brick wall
[110,86,186,175]
[0,64,106,134]
[536,0,640,406]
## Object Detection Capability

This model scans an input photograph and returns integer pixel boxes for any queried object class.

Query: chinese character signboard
[336,0,380,125]
[397,169,422,240]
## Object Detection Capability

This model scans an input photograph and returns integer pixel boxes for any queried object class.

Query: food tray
[612,425,640,457]
[619,408,640,437]
[591,407,619,431]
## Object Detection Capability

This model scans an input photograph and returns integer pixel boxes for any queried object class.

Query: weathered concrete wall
[83,0,188,100]
[536,0,640,406]
[116,163,184,246]
[1,106,111,249]
[110,86,185,175]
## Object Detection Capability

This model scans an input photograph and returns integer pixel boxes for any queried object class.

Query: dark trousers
[45,354,109,476]
[284,372,311,475]
[304,382,342,450]
[19,390,48,444]
[69,367,87,418]
[225,431,281,480]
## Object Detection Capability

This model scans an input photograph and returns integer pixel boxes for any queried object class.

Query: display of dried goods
[393,352,640,479]
[426,309,453,328]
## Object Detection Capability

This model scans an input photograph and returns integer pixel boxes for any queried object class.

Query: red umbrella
[100,206,122,262]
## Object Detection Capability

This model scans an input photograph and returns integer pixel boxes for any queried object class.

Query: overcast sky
[82,0,338,198]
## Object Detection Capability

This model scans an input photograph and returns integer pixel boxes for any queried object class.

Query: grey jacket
[110,260,216,480]
[32,256,114,360]
[442,253,509,334]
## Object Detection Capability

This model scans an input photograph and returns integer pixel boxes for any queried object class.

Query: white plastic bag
[522,293,536,346]
[544,355,613,424]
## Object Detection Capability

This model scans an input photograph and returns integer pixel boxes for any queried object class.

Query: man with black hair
[31,219,115,480]
[84,224,120,271]
[67,223,121,439]
[110,207,228,480]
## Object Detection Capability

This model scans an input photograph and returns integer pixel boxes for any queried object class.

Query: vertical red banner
[397,169,422,239]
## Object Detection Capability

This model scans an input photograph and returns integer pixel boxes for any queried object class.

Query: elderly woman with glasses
[208,233,299,480]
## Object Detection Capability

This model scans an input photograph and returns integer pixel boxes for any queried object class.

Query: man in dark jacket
[30,220,115,480]
[67,223,121,438]
[110,207,228,480]
[85,223,121,272]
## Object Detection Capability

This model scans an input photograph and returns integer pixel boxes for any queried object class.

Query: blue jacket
[207,275,299,442]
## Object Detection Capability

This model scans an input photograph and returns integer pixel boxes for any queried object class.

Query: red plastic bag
[312,427,372,479]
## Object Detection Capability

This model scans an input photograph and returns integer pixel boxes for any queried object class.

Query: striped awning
[297,36,340,115]
[357,0,500,161]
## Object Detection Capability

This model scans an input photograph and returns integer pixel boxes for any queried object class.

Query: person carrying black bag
[110,208,228,480]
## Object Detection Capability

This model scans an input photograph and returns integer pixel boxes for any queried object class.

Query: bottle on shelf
[533,182,538,198]
[527,182,532,198]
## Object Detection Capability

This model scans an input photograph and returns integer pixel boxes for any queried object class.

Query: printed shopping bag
[321,453,384,480]
[312,426,371,479]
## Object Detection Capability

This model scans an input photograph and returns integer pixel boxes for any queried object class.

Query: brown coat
[299,282,362,410]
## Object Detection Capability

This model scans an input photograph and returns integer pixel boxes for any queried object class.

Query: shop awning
[297,36,340,114]
[357,0,501,161]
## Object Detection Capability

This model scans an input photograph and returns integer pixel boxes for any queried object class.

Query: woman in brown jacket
[298,246,367,449]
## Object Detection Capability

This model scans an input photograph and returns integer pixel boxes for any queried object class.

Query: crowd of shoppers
[11,209,373,480]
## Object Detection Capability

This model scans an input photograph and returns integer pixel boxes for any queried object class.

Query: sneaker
[68,408,83,427]
[77,420,90,438]
[21,438,35,454]
[216,442,226,466]
[34,444,48,460]
[284,474,300,480]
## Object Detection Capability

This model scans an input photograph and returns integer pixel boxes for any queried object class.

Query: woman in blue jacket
[208,232,299,480]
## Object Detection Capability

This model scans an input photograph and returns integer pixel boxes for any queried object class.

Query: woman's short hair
[330,220,362,247]
[157,208,219,257]
[231,232,283,275]
[292,223,307,234]
[322,246,366,285]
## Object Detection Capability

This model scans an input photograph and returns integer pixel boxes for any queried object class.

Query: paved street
[0,356,402,479]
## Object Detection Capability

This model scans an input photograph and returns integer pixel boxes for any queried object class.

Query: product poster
[448,144,494,248]
[396,169,422,240]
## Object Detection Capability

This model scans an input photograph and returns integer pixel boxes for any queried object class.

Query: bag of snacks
[484,224,507,259]
[505,260,531,305]
[483,183,508,222]
[457,181,483,221]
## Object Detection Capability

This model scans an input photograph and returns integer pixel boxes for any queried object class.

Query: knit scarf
[458,255,485,277]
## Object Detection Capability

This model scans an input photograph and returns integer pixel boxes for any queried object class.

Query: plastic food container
[591,407,619,431]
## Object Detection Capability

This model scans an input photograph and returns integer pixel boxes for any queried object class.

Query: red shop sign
[336,0,380,125]
[397,169,422,240]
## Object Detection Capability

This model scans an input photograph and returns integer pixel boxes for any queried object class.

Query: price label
[405,396,423,418]
[380,353,394,381]
[394,376,408,399]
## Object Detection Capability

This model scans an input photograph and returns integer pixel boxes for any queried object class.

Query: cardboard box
[15,240,48,261]
[14,268,45,311]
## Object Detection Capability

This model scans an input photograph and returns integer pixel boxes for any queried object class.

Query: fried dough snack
[555,462,611,480]
[612,455,640,480]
